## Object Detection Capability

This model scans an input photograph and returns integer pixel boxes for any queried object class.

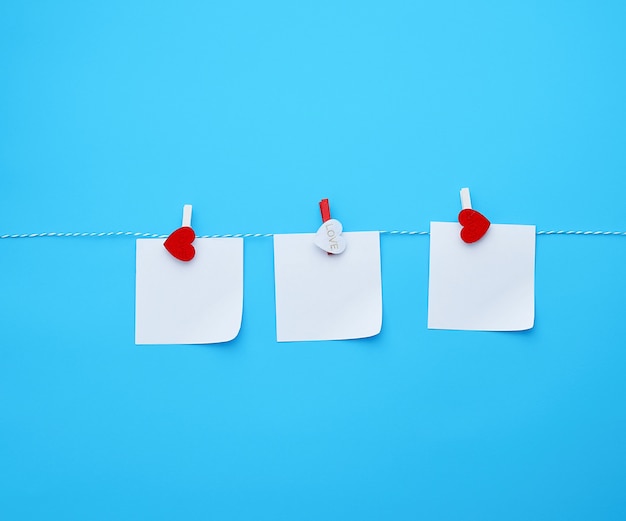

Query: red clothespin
[458,188,490,243]
[314,198,346,255]
[319,198,332,224]
[164,204,196,261]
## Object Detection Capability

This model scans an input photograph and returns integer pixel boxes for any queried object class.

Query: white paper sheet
[135,238,243,344]
[273,232,382,342]
[428,222,536,331]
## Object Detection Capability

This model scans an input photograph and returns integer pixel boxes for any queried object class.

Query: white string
[535,230,626,236]
[1,230,626,239]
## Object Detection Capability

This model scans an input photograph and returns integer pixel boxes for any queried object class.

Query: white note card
[428,222,536,331]
[135,238,244,344]
[273,232,382,342]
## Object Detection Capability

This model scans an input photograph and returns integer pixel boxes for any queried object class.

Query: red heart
[458,209,490,243]
[164,226,196,261]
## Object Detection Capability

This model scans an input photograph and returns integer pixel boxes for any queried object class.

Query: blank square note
[135,238,243,344]
[273,232,382,342]
[428,222,536,331]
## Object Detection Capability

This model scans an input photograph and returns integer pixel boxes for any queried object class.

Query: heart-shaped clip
[314,218,347,254]
[315,198,346,255]
[164,205,196,261]
[458,188,490,243]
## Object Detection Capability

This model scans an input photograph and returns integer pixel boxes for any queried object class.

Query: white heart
[314,219,347,254]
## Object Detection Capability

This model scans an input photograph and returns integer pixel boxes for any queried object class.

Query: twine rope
[2,230,626,239]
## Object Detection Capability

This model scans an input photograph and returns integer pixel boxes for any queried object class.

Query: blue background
[1,1,626,519]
